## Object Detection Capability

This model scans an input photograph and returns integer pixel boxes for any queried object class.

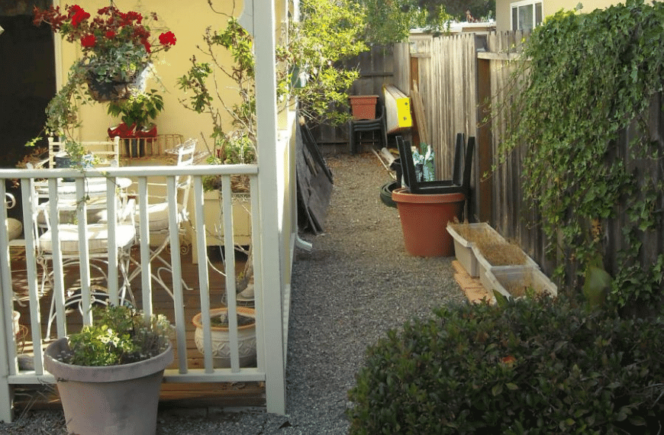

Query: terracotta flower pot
[392,187,465,257]
[44,338,173,435]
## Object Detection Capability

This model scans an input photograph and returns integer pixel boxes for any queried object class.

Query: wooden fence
[396,30,663,286]
[312,45,397,147]
[312,31,663,284]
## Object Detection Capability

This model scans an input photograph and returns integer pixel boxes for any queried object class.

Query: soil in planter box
[476,241,527,266]
[448,221,502,245]
[503,276,534,298]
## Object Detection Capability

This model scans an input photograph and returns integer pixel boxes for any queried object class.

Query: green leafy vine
[496,0,664,310]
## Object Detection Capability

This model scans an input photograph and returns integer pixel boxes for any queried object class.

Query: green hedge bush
[347,298,664,434]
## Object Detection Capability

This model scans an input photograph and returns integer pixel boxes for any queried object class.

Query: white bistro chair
[47,136,120,168]
[130,139,197,298]
[26,175,137,338]
[4,193,22,242]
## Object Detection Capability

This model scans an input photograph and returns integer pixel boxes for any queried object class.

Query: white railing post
[254,0,287,415]
[0,182,14,422]
[0,164,272,403]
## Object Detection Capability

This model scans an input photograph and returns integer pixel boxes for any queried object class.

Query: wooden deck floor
[9,245,265,411]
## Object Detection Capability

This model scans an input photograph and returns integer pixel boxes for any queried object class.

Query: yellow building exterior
[495,0,631,32]
[53,0,290,150]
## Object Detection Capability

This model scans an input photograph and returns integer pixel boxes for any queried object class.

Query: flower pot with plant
[192,307,256,368]
[28,5,175,157]
[44,306,173,435]
[33,5,176,102]
[107,89,164,157]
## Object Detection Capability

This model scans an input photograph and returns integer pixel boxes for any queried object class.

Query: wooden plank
[477,52,521,61]
[477,56,493,224]
[411,83,429,146]
[410,56,421,148]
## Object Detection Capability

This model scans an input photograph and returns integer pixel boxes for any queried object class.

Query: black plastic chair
[348,101,388,154]
[396,133,474,196]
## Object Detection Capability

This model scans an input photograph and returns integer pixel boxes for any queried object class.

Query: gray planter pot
[44,338,173,435]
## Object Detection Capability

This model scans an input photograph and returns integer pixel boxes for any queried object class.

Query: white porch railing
[0,161,290,421]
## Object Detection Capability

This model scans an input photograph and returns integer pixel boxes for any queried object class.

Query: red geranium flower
[142,40,151,53]
[68,5,83,17]
[81,34,96,48]
[159,31,176,46]
[70,6,90,28]
[105,30,116,39]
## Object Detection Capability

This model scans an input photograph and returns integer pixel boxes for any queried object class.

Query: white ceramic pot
[192,307,256,368]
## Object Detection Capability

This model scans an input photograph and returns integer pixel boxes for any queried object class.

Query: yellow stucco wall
[57,0,248,149]
[495,0,628,31]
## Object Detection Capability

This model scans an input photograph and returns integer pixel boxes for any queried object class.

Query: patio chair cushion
[37,208,106,228]
[39,223,136,254]
[134,202,185,231]
[6,218,22,241]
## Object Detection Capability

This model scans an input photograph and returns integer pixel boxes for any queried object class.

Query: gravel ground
[1,152,466,434]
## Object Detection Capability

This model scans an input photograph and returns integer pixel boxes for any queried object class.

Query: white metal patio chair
[47,136,120,168]
[129,139,197,298]
[26,175,138,338]
[4,193,22,242]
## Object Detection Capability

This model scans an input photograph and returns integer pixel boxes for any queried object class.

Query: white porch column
[253,0,287,415]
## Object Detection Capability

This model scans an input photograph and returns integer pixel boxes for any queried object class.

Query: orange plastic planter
[392,187,465,257]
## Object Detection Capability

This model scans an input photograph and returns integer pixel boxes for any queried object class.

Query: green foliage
[281,0,368,126]
[179,1,369,165]
[348,298,664,434]
[61,306,172,366]
[356,0,454,44]
[496,0,664,309]
[417,0,495,21]
[107,89,164,129]
[178,18,257,166]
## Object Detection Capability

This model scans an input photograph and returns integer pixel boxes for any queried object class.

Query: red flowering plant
[27,4,176,152]
[34,4,176,96]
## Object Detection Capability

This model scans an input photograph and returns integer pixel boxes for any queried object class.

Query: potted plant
[29,5,176,157]
[107,89,165,157]
[44,306,173,435]
[192,306,257,368]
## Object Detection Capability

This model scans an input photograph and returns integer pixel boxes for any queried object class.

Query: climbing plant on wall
[497,0,664,310]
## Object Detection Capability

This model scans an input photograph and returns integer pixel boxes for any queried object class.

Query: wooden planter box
[485,266,558,301]
[349,95,378,120]
[446,223,504,277]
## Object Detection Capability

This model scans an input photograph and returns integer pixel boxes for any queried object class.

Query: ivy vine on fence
[497,0,664,310]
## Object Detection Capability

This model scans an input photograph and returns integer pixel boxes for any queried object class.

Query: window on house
[511,0,543,31]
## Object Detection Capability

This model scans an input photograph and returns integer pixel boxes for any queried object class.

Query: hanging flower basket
[85,63,149,102]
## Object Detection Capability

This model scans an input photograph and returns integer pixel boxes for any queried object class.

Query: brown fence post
[476,52,493,225]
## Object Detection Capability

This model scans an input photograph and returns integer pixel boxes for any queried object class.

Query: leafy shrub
[348,298,664,434]
[59,306,172,366]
